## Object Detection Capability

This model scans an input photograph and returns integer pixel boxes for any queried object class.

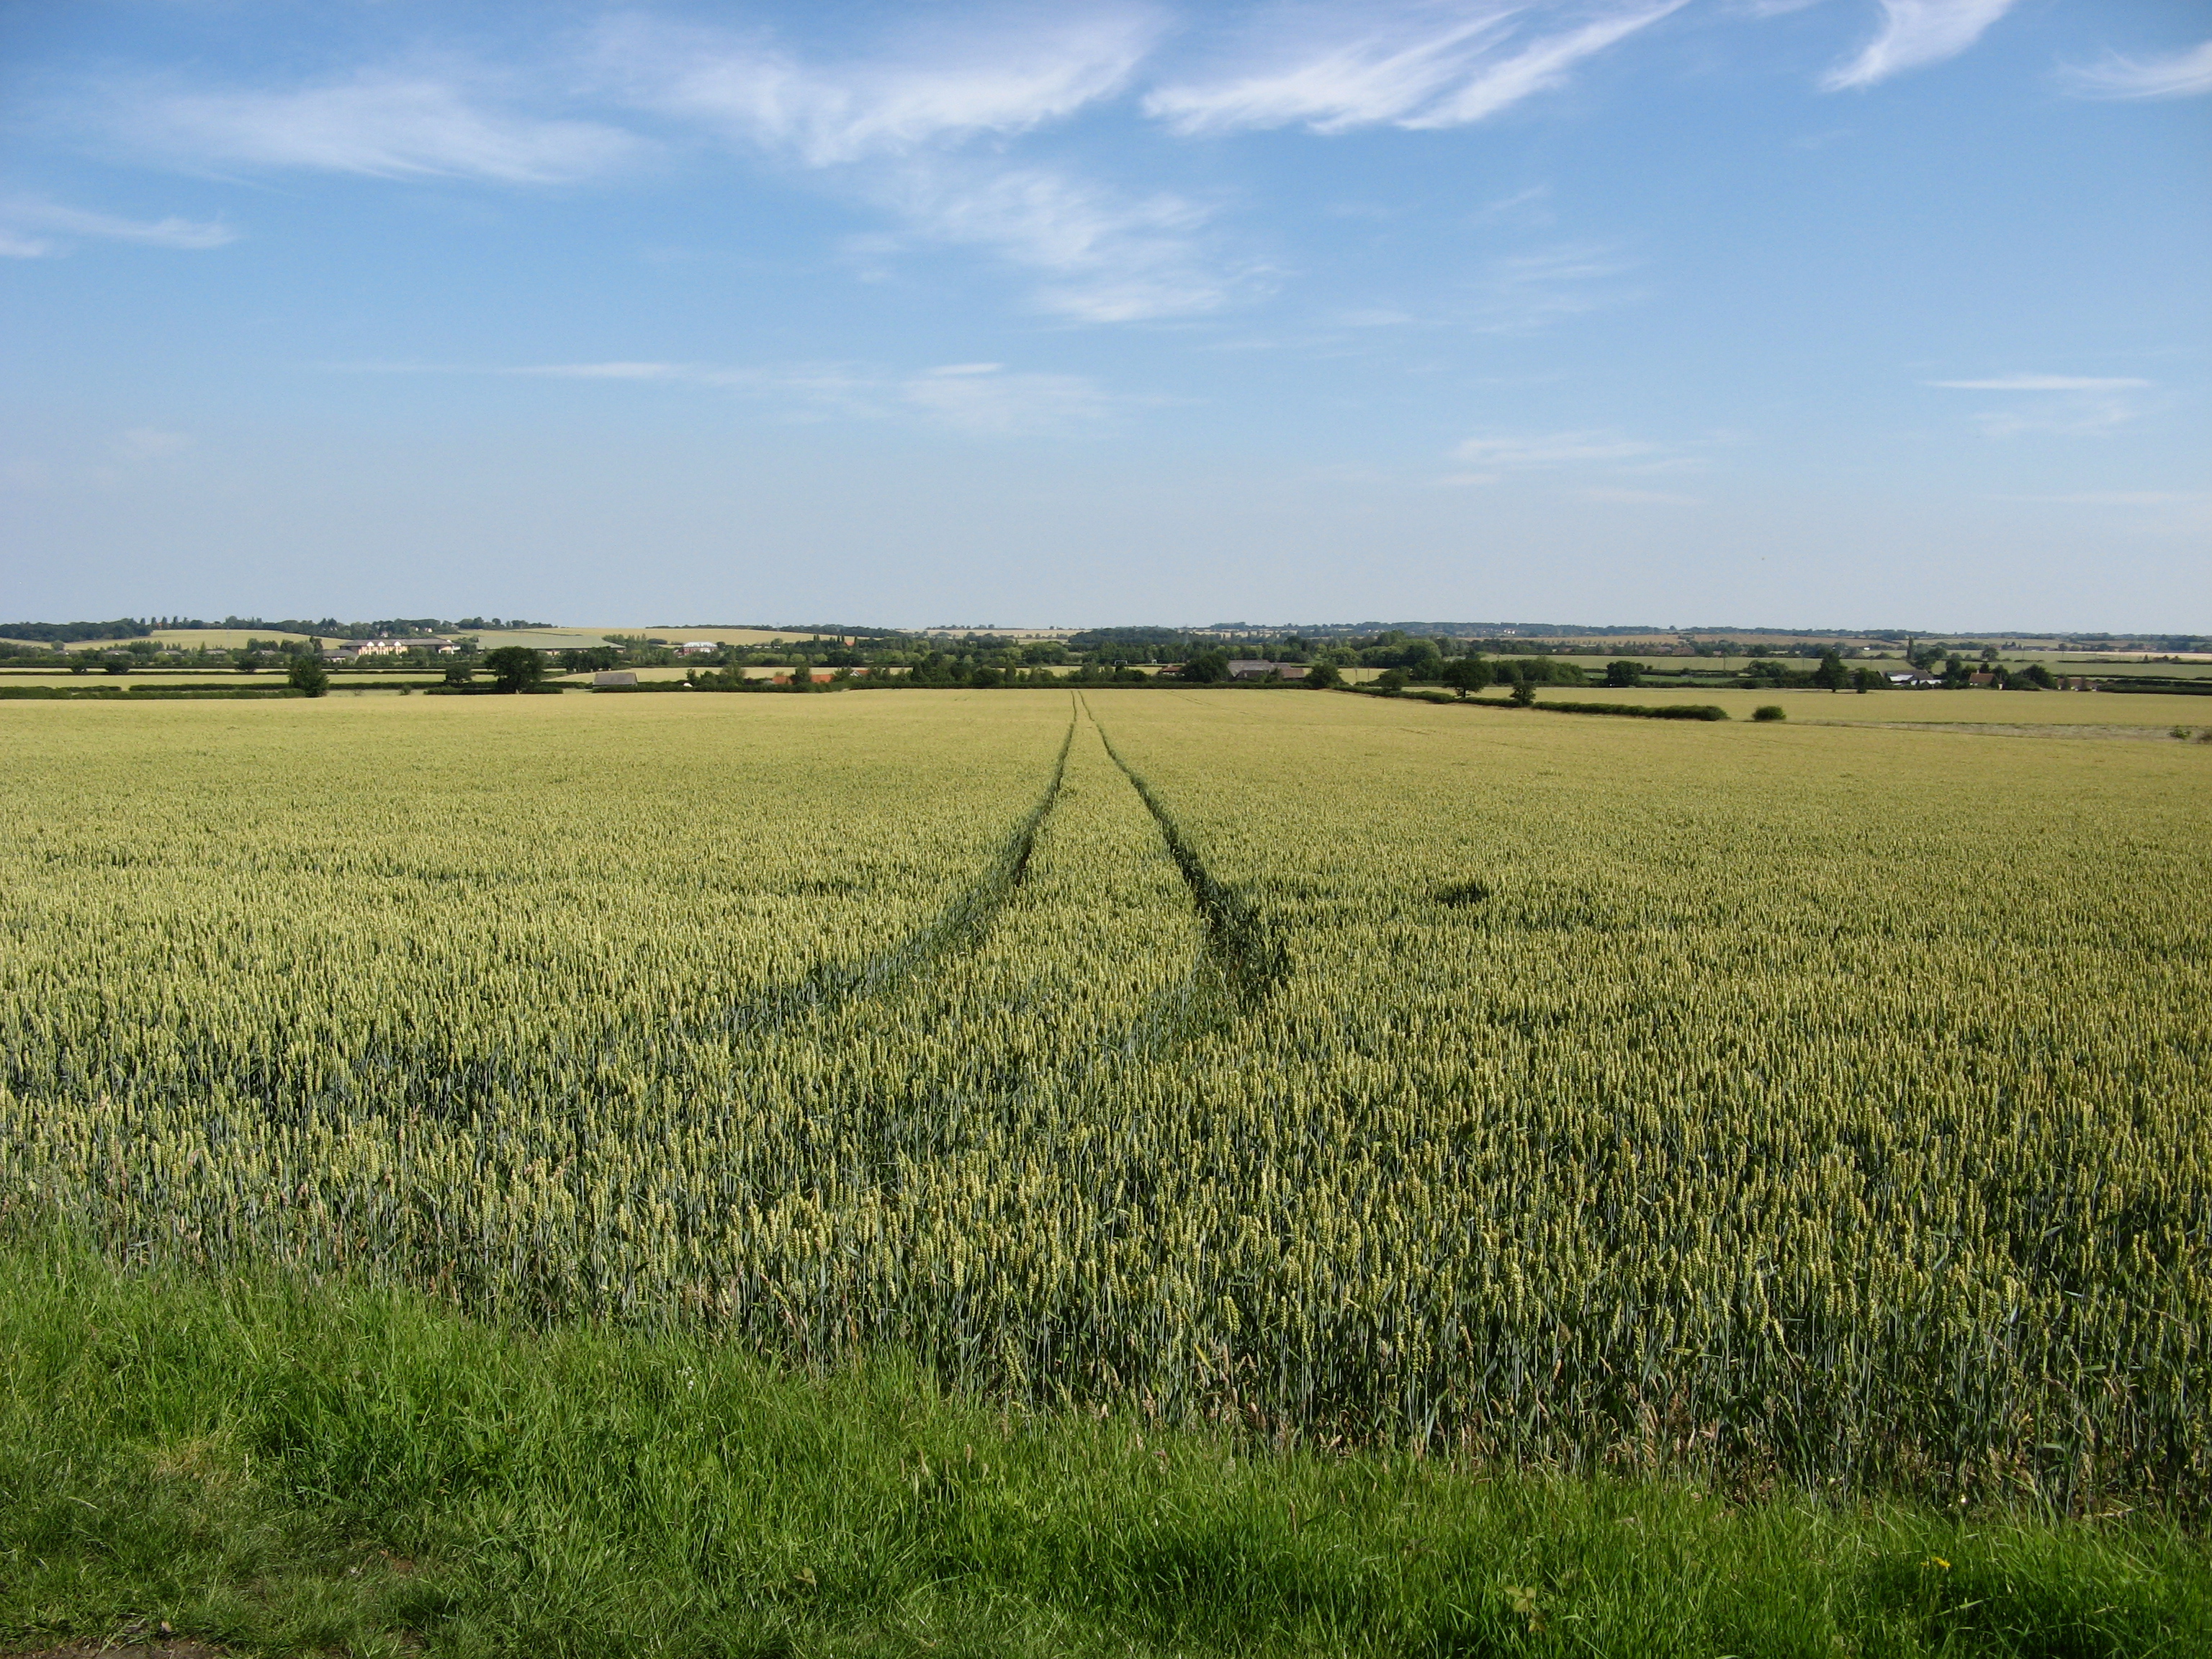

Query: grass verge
[2,1239,2205,1658]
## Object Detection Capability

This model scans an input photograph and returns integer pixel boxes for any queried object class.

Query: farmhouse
[1227,660,1310,680]
[325,637,457,662]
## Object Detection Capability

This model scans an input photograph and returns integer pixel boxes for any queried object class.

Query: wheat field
[2,691,2206,1511]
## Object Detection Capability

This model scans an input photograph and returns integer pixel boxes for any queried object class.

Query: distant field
[146,628,316,649]
[22,629,320,652]
[0,670,446,688]
[619,626,837,645]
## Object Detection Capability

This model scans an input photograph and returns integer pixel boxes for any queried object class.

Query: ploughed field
[3,690,2207,1512]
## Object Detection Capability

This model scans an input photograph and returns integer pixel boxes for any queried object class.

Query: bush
[1753,704,1786,722]
[287,655,330,698]
[1535,701,1730,721]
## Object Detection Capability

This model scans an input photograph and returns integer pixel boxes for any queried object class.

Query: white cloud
[900,364,1118,433]
[108,72,642,182]
[1146,2,1686,135]
[1454,430,1662,467]
[1823,1,2019,91]
[1407,2,1691,127]
[0,197,235,254]
[1475,241,1639,331]
[2059,41,2212,102]
[594,14,1231,321]
[598,10,1164,165]
[1926,373,2153,437]
[881,160,1244,321]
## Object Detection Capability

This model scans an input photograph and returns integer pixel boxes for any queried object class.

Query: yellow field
[1,690,2206,1508]
[617,626,837,644]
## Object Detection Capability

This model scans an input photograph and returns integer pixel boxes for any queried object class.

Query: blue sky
[3,1,2206,630]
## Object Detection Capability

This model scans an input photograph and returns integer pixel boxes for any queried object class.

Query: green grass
[3,1238,2204,1658]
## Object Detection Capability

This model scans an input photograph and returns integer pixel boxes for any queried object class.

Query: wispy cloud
[877,160,1246,322]
[1454,429,1663,467]
[328,357,1127,434]
[0,197,235,256]
[1475,242,1639,331]
[1823,1,2019,91]
[2059,40,2212,102]
[594,12,1233,321]
[102,71,643,182]
[1926,372,2154,437]
[899,363,1120,432]
[596,10,1164,164]
[1145,2,1687,135]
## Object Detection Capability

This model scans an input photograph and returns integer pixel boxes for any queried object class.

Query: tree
[1440,657,1493,698]
[1509,676,1537,707]
[288,654,330,697]
[560,647,620,674]
[1181,648,1231,683]
[1305,660,1343,689]
[1372,667,1408,693]
[1814,650,1848,692]
[1604,660,1642,688]
[484,647,544,693]
[1850,667,1881,693]
[443,661,477,687]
